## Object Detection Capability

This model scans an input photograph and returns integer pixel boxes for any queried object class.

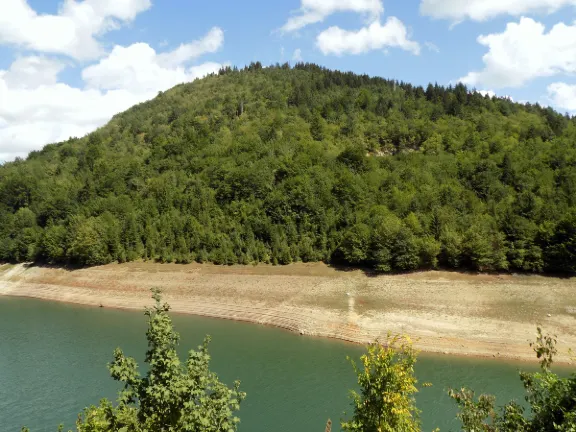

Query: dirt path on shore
[1,262,575,362]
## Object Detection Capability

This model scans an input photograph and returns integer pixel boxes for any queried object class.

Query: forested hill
[1,62,576,273]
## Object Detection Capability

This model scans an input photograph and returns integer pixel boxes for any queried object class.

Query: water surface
[0,297,561,431]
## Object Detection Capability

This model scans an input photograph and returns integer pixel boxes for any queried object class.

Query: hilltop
[1,62,575,274]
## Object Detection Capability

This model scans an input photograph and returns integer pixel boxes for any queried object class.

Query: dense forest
[2,62,576,273]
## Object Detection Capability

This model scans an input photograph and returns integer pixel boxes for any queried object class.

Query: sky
[1,0,576,162]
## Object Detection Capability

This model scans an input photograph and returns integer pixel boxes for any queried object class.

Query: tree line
[1,63,576,273]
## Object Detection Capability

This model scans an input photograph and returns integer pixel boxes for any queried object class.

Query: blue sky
[1,0,575,161]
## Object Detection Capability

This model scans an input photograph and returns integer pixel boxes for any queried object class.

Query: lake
[0,296,559,431]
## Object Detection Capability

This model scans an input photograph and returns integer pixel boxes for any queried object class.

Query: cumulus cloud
[156,27,224,68]
[0,27,225,162]
[317,17,420,56]
[420,0,576,22]
[280,0,418,59]
[281,0,383,32]
[547,82,576,111]
[0,81,142,161]
[0,56,66,89]
[83,28,224,92]
[0,0,151,60]
[82,44,223,94]
[459,18,576,88]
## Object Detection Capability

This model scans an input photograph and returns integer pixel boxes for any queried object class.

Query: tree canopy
[342,336,422,432]
[74,289,243,432]
[2,62,576,273]
[449,328,576,431]
[341,328,576,432]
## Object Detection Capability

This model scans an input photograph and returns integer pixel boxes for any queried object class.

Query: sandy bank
[0,262,575,363]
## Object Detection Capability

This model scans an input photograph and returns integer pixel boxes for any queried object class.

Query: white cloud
[188,62,226,78]
[82,43,222,93]
[478,89,496,98]
[475,89,515,100]
[547,82,576,111]
[83,27,224,92]
[317,17,420,56]
[0,0,151,60]
[279,0,419,59]
[156,27,224,68]
[420,0,576,22]
[0,56,66,89]
[281,0,383,32]
[292,48,303,62]
[459,18,576,88]
[0,83,142,161]
[0,28,225,162]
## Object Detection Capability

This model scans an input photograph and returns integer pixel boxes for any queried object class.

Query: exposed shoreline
[1,262,575,364]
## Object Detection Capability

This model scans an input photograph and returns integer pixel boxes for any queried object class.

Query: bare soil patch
[1,262,574,363]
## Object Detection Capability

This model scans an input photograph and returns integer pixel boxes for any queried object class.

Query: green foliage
[340,223,371,264]
[67,216,111,266]
[342,335,421,432]
[42,224,68,263]
[72,289,245,432]
[2,63,576,274]
[450,327,576,431]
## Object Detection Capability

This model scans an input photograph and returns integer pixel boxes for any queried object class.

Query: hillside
[1,62,575,273]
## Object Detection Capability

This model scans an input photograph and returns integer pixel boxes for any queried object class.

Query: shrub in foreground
[41,289,245,432]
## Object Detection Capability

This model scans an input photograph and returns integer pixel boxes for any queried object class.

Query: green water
[0,297,561,431]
